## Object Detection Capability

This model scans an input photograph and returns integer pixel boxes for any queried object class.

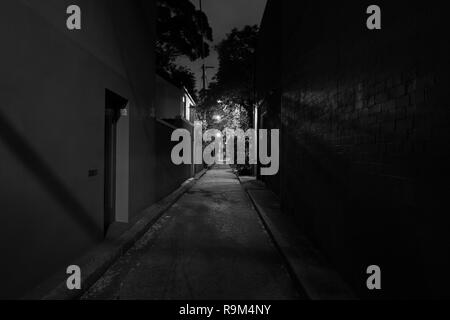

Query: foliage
[197,25,259,129]
[214,25,259,97]
[166,65,197,98]
[204,97,250,132]
[156,0,213,97]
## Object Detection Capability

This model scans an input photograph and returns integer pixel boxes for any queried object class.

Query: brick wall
[258,0,450,298]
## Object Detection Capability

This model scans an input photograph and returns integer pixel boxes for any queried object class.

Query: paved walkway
[82,166,303,300]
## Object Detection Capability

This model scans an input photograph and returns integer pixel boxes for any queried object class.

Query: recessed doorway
[104,89,129,235]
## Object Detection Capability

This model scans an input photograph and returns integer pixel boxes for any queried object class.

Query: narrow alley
[3,0,450,302]
[82,166,304,300]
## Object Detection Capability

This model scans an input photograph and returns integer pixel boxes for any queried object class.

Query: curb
[26,168,208,300]
[237,175,356,300]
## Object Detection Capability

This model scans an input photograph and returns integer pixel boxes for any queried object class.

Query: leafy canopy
[198,25,259,130]
[156,0,213,97]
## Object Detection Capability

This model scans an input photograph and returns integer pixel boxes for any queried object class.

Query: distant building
[183,88,197,123]
[155,74,202,177]
[155,75,197,123]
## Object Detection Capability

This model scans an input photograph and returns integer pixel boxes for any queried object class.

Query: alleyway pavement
[82,165,303,300]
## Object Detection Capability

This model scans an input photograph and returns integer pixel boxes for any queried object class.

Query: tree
[215,25,258,96]
[156,0,213,97]
[167,65,197,98]
[198,25,259,129]
[203,94,250,132]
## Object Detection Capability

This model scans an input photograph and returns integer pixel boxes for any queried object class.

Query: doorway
[104,89,129,234]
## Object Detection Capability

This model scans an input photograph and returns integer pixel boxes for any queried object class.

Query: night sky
[178,0,268,92]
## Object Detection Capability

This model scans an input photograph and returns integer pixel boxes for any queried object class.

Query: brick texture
[258,0,450,298]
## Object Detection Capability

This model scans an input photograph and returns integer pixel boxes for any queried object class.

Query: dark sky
[177,0,268,92]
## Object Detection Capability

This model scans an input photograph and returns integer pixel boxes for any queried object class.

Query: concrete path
[82,166,303,300]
